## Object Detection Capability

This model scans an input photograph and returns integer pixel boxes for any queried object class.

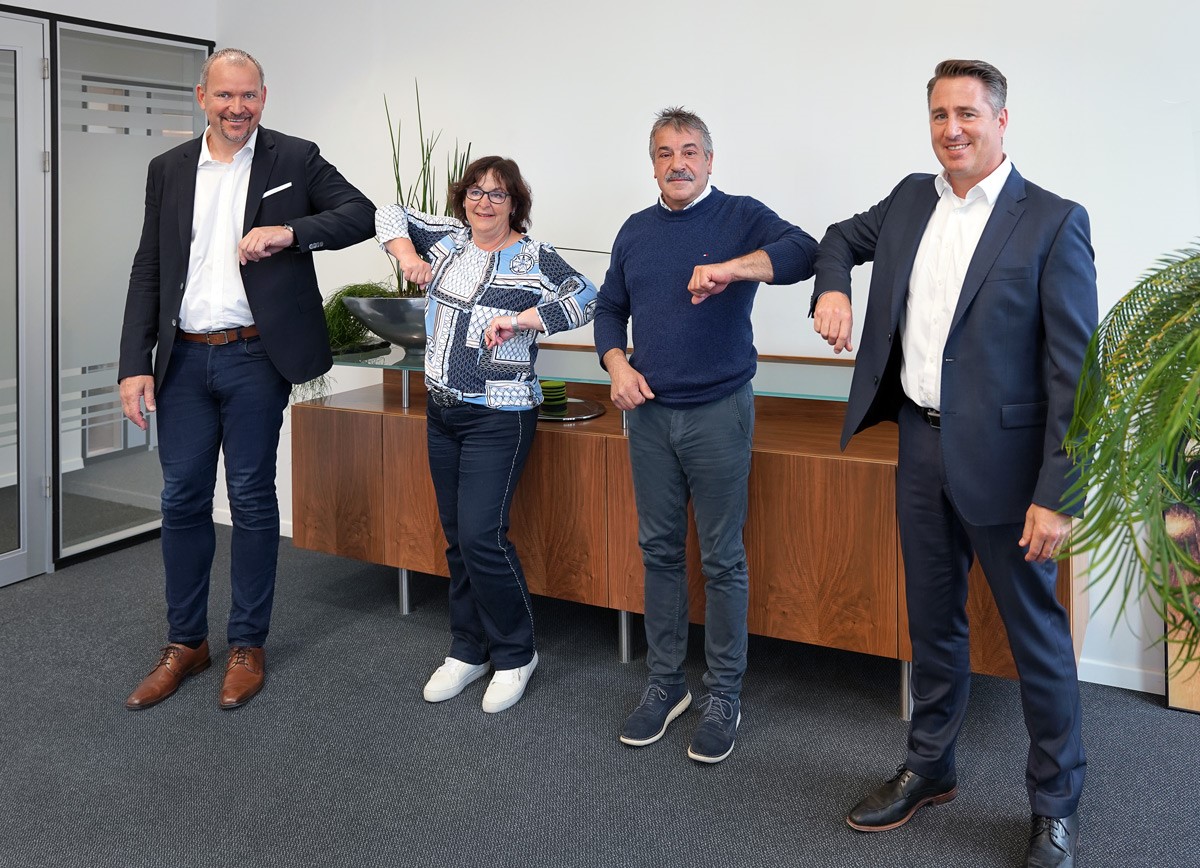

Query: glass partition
[0,49,18,560]
[330,344,855,403]
[57,28,206,557]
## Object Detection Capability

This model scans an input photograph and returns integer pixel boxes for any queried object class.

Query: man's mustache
[665,170,695,181]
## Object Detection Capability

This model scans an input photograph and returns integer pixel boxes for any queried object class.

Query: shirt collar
[934,155,1011,204]
[198,126,258,166]
[659,182,711,211]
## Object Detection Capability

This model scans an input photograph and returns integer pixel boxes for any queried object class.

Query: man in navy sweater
[593,107,817,763]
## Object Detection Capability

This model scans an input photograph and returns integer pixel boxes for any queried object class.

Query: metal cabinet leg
[398,567,411,614]
[618,610,633,663]
[899,660,913,721]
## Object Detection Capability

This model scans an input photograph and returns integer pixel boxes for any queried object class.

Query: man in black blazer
[119,48,374,711]
[812,60,1096,868]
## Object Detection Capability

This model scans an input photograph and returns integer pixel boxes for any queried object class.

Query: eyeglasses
[465,187,511,204]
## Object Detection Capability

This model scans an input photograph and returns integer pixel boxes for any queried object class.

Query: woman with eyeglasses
[376,155,598,713]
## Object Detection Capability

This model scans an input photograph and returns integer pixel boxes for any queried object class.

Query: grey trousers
[626,381,754,698]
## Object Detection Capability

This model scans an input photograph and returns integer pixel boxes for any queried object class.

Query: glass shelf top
[331,344,853,402]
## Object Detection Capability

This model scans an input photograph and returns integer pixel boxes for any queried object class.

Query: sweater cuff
[761,239,812,286]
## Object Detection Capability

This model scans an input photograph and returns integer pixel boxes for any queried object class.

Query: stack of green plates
[540,379,568,414]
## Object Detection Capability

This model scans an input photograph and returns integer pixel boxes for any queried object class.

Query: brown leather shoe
[219,646,265,709]
[125,641,211,710]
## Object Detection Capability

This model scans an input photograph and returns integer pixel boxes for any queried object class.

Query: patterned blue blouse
[376,205,598,410]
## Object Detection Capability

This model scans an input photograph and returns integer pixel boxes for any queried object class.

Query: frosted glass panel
[0,50,17,557]
[57,29,206,555]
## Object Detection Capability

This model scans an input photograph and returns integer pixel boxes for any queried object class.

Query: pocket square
[262,182,293,198]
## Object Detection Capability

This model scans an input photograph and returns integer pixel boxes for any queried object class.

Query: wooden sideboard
[292,368,1076,683]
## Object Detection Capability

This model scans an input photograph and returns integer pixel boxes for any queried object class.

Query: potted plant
[1066,243,1200,709]
[296,86,469,402]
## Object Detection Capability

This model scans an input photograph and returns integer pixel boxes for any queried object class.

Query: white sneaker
[481,652,539,713]
[423,657,489,703]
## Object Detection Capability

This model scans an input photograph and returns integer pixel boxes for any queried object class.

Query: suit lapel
[176,136,202,258]
[949,167,1027,333]
[892,179,940,326]
[243,127,277,234]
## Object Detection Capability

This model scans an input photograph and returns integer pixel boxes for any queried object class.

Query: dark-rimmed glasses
[465,187,510,204]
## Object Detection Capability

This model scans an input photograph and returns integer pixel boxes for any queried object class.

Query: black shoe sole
[846,786,958,832]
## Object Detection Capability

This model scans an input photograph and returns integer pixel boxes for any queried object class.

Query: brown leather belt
[178,325,260,344]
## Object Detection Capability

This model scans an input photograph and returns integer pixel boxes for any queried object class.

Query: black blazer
[119,126,375,386]
[813,166,1099,526]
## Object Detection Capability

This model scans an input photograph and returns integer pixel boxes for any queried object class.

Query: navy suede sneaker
[619,683,692,747]
[687,692,741,763]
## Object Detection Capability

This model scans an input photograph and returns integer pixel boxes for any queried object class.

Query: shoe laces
[697,693,735,723]
[638,684,670,707]
[228,647,254,667]
[491,667,522,686]
[155,645,185,669]
[436,657,470,676]
[1031,815,1069,845]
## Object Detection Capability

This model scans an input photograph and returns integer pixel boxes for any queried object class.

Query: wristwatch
[281,223,299,248]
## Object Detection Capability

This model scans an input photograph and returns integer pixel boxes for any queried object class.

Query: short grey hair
[927,59,1007,115]
[200,48,265,90]
[649,107,713,160]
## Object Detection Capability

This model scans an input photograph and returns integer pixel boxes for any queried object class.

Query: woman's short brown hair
[450,155,532,233]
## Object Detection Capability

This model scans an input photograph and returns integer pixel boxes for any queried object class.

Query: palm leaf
[1066,244,1200,667]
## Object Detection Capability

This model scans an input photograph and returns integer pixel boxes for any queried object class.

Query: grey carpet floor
[0,527,1196,868]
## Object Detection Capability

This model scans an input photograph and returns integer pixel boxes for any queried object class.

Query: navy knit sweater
[593,187,817,407]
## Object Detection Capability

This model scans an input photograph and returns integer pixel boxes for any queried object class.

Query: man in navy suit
[119,48,374,711]
[812,59,1096,867]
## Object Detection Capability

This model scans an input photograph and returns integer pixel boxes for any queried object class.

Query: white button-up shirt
[901,157,1012,410]
[177,127,257,332]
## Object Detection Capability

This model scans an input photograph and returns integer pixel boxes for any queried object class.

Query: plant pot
[341,296,428,356]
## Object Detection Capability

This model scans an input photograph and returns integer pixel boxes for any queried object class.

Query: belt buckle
[924,408,941,429]
[206,329,232,345]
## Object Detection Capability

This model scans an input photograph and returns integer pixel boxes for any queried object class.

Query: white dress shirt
[901,157,1012,410]
[177,127,258,332]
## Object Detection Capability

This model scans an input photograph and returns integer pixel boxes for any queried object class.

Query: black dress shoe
[846,765,958,832]
[1025,812,1077,867]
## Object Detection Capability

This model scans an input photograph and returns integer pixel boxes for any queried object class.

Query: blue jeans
[155,336,291,647]
[426,402,538,670]
[626,381,754,697]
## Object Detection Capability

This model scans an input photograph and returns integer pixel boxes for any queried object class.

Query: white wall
[48,0,1194,692]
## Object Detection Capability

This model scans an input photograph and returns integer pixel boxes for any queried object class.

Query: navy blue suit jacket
[119,127,375,387]
[812,166,1098,526]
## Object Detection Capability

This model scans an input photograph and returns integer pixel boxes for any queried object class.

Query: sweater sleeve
[593,225,632,367]
[743,198,818,285]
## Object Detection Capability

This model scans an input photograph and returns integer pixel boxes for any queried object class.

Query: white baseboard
[1078,656,1165,695]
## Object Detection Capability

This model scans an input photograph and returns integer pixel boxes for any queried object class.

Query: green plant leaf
[1065,243,1200,668]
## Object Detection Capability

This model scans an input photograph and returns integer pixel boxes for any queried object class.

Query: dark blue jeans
[626,382,754,698]
[426,402,538,670]
[155,336,291,647]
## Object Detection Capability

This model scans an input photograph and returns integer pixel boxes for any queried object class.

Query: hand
[484,314,518,349]
[688,263,736,305]
[813,291,854,353]
[238,225,295,264]
[119,375,156,431]
[397,254,432,290]
[1020,504,1071,563]
[607,356,655,411]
